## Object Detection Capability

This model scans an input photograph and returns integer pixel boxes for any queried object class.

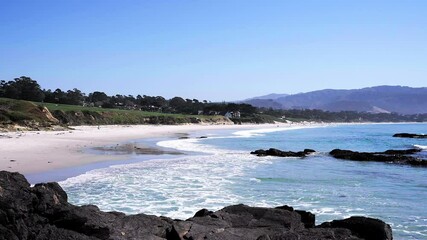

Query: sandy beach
[0,123,315,175]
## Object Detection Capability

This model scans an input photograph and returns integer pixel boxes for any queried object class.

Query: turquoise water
[60,123,427,239]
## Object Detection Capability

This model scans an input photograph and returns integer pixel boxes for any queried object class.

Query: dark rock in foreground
[0,171,392,240]
[319,216,393,240]
[330,148,427,167]
[393,133,427,138]
[251,148,316,157]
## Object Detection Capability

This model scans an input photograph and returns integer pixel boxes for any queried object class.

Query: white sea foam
[233,125,322,138]
[60,140,272,219]
[59,128,369,220]
[156,137,232,154]
[60,125,320,219]
[414,144,427,150]
[157,125,324,154]
[249,177,261,183]
[310,207,342,216]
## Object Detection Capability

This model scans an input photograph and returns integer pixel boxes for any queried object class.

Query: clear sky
[1,0,426,101]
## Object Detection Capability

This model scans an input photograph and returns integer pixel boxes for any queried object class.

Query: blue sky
[1,0,426,101]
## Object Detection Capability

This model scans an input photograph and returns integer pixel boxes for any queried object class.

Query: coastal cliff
[0,171,392,240]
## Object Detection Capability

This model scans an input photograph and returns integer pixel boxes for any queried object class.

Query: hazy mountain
[245,93,289,100]
[243,86,427,114]
[244,99,283,109]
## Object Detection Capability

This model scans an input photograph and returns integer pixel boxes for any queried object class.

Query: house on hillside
[233,111,241,118]
[225,111,241,119]
[208,111,220,115]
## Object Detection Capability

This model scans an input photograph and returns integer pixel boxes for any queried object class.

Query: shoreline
[2,122,423,238]
[1,122,321,180]
[1,121,421,183]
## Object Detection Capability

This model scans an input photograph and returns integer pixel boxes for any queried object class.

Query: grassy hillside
[0,98,232,131]
[41,102,279,125]
[0,98,52,122]
[0,98,61,131]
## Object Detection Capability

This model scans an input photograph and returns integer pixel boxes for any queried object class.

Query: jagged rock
[251,148,316,157]
[0,171,173,240]
[193,209,213,217]
[329,148,427,167]
[0,171,393,240]
[276,205,315,228]
[393,133,427,138]
[319,216,392,240]
[184,204,370,240]
[382,149,421,155]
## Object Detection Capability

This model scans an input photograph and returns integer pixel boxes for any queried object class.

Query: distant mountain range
[242,86,427,115]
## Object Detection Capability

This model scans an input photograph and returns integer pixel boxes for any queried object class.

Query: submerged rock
[393,133,427,138]
[251,148,316,157]
[0,171,392,240]
[329,148,427,167]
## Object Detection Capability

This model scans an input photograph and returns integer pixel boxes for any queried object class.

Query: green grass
[0,98,48,122]
[38,101,184,117]
[36,101,226,118]
[0,97,232,126]
[33,100,226,124]
[1,98,38,112]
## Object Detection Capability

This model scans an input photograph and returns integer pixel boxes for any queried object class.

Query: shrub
[7,111,32,121]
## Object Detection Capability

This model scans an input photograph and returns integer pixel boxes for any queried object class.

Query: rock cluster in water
[0,171,392,240]
[393,133,427,138]
[250,148,316,157]
[329,148,427,167]
[251,146,426,167]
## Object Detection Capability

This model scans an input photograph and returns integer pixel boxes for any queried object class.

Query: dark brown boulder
[251,148,316,157]
[193,208,213,217]
[393,133,427,138]
[319,216,392,240]
[329,148,427,167]
[276,205,315,228]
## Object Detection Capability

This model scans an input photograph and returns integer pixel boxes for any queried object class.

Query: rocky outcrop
[251,148,316,157]
[0,171,392,240]
[319,216,393,240]
[393,133,427,138]
[330,148,427,167]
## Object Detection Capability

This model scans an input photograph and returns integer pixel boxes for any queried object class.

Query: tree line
[260,108,427,123]
[1,76,426,123]
[0,76,256,116]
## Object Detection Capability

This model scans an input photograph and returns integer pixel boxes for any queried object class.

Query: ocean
[59,123,427,239]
